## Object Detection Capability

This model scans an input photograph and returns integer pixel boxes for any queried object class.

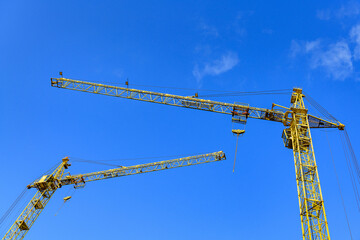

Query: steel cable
[0,188,27,227]
[303,92,338,122]
[344,130,360,183]
[70,152,212,163]
[326,131,353,239]
[340,132,360,210]
[0,160,62,233]
[63,77,293,95]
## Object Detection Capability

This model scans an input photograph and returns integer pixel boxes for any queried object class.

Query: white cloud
[336,1,360,18]
[200,23,219,37]
[289,39,321,57]
[350,24,360,60]
[193,52,239,82]
[290,39,353,80]
[316,9,331,20]
[305,40,321,52]
[308,41,353,80]
[289,40,302,58]
[317,1,360,20]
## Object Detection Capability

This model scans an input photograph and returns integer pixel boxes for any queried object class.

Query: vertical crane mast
[2,158,70,240]
[282,88,330,240]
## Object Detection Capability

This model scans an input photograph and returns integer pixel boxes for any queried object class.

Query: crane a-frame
[2,151,226,240]
[51,76,346,240]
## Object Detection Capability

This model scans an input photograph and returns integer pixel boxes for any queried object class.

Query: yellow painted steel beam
[282,88,330,240]
[50,77,344,130]
[2,152,225,240]
[2,158,70,240]
[59,151,225,187]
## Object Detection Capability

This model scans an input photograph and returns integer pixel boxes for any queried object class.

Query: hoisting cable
[326,130,353,239]
[55,187,76,216]
[340,132,360,211]
[233,134,239,173]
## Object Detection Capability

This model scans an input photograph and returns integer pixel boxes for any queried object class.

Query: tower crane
[2,151,226,240]
[51,76,346,240]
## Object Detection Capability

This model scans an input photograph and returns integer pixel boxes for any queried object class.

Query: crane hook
[232,129,245,173]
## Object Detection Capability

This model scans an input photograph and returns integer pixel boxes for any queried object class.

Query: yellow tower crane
[2,151,226,240]
[50,76,346,240]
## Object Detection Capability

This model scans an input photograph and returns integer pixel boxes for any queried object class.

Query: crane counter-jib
[50,77,343,129]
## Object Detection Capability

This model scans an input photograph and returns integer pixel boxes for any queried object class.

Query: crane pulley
[2,151,225,240]
[50,76,346,240]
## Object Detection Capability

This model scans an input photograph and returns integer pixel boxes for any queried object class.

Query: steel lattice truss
[288,90,330,240]
[50,77,346,239]
[60,151,225,186]
[3,152,225,240]
[50,78,342,129]
[3,161,68,240]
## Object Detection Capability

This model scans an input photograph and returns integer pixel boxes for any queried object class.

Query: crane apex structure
[51,76,346,240]
[3,151,225,240]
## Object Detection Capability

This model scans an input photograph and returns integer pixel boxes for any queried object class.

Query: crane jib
[50,77,343,130]
[2,152,225,240]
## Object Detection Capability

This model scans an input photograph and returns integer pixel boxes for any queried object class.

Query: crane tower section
[282,88,330,240]
[2,158,70,240]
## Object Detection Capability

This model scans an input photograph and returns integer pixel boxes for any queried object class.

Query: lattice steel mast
[282,89,330,240]
[51,77,346,240]
[3,151,225,240]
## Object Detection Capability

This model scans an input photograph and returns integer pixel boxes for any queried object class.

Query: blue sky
[1,1,360,239]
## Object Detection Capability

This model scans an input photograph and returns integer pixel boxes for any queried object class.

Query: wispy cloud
[199,22,219,37]
[316,9,331,20]
[350,24,360,60]
[297,3,360,80]
[317,1,360,20]
[290,39,353,80]
[289,40,302,58]
[337,1,360,18]
[193,52,239,84]
[305,40,321,52]
[232,10,254,38]
[309,41,353,80]
[290,39,322,58]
